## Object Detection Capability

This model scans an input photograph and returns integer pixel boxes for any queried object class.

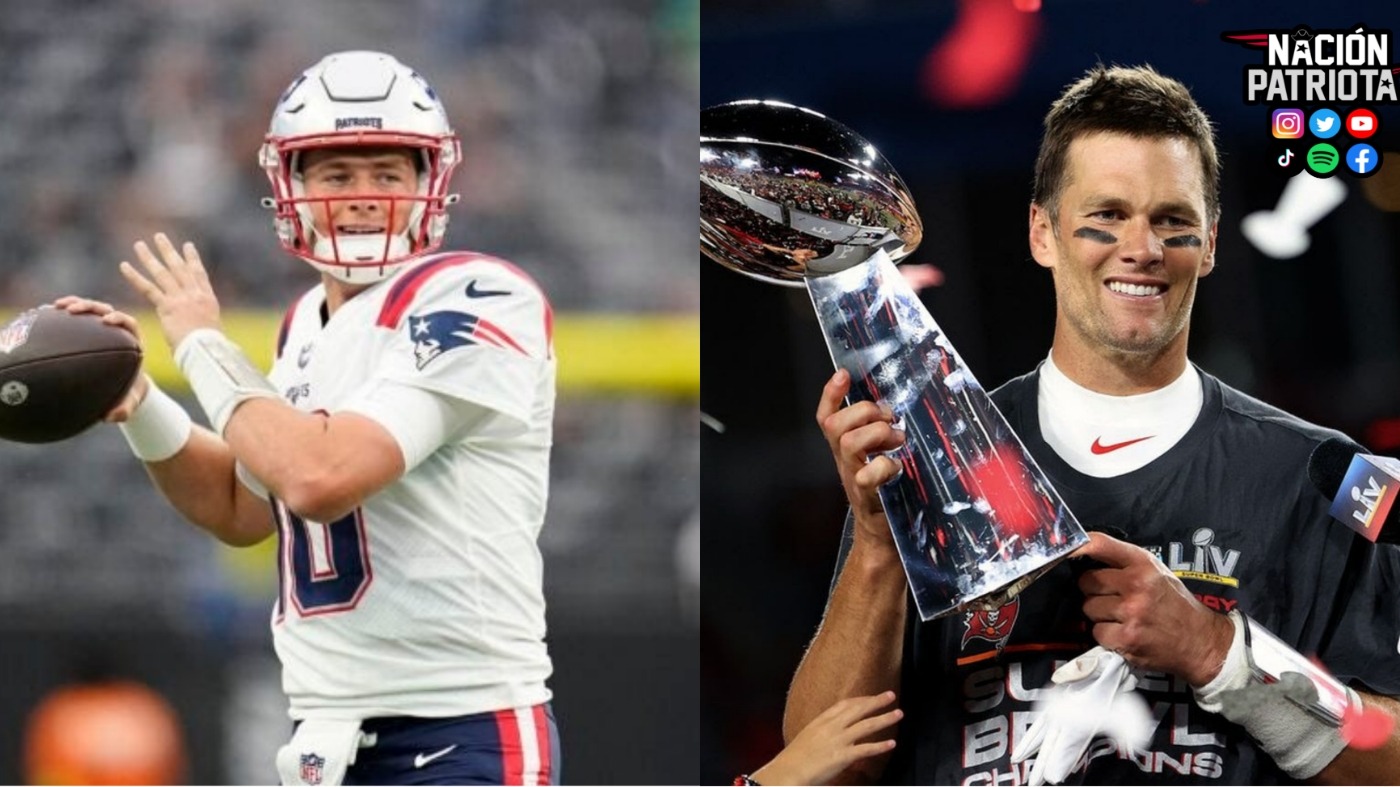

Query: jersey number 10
[272,499,373,618]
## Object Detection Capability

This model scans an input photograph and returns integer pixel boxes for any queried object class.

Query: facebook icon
[1347,143,1380,175]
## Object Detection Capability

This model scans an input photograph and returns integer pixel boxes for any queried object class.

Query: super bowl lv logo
[961,598,1020,651]
[1222,25,1399,104]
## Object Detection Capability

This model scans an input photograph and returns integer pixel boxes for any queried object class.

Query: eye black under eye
[1073,227,1118,244]
[1163,235,1202,248]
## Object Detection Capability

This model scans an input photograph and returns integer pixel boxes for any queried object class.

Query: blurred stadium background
[0,0,697,783]
[702,0,1400,783]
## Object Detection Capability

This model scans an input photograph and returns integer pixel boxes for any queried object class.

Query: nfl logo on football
[0,309,39,354]
[299,752,326,785]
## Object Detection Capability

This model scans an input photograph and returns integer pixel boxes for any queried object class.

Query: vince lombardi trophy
[702,99,1088,620]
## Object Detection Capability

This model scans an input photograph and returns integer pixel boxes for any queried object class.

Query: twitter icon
[1310,109,1340,139]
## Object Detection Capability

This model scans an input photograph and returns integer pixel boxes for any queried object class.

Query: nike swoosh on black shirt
[1090,435,1154,454]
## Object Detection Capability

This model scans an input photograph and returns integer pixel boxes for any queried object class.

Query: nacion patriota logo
[1222,25,1398,105]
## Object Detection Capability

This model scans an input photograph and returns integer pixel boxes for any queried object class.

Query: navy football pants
[343,704,560,785]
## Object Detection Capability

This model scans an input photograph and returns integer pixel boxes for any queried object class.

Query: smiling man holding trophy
[704,66,1400,787]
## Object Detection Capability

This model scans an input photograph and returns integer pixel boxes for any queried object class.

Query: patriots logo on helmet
[409,310,526,369]
[960,598,1021,651]
[410,70,439,101]
[299,753,326,785]
[277,75,307,107]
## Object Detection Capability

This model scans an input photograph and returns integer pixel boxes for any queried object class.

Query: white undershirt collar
[1037,353,1203,478]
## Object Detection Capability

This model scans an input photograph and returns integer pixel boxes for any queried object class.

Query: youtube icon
[1347,109,1378,139]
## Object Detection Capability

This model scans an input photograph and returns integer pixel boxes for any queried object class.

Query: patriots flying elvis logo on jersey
[409,309,525,369]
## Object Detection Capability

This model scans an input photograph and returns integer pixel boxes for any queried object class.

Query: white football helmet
[259,51,462,284]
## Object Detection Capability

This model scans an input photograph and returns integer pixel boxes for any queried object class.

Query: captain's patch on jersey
[409,309,526,369]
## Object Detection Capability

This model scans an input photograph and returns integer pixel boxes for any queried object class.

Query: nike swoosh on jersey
[1090,435,1154,454]
[465,280,512,298]
[414,744,459,768]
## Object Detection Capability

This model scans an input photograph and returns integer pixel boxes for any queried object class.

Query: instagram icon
[1273,108,1304,139]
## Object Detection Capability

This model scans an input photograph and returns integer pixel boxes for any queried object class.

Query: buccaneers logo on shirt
[961,598,1020,650]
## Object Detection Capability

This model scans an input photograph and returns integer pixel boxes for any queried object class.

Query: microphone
[1307,437,1400,545]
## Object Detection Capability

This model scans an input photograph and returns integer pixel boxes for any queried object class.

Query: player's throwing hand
[118,232,223,351]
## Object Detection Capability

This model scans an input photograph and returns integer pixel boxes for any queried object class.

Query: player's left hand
[51,296,151,422]
[1074,532,1235,686]
[118,232,222,351]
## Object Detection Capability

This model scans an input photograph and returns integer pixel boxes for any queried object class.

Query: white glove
[1010,646,1154,786]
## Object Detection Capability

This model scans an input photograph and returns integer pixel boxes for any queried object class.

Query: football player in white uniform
[56,51,560,785]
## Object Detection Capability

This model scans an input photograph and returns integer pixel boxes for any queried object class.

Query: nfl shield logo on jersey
[299,752,326,785]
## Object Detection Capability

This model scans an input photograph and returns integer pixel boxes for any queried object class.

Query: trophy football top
[700,99,923,286]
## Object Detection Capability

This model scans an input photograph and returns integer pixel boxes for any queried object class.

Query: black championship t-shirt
[833,366,1400,785]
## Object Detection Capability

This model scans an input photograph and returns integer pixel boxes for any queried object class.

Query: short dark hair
[1033,64,1221,223]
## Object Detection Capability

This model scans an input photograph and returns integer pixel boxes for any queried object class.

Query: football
[0,306,142,443]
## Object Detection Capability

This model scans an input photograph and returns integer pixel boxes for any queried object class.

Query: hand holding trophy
[702,99,1088,620]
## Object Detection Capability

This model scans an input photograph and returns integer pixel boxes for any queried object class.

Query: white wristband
[173,328,278,435]
[1193,610,1249,703]
[1193,611,1354,779]
[117,379,193,462]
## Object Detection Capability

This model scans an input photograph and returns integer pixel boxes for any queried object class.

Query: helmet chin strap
[312,233,414,284]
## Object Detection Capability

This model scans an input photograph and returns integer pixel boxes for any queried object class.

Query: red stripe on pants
[494,709,524,785]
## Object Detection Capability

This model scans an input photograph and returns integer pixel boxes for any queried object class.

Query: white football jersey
[262,251,555,720]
